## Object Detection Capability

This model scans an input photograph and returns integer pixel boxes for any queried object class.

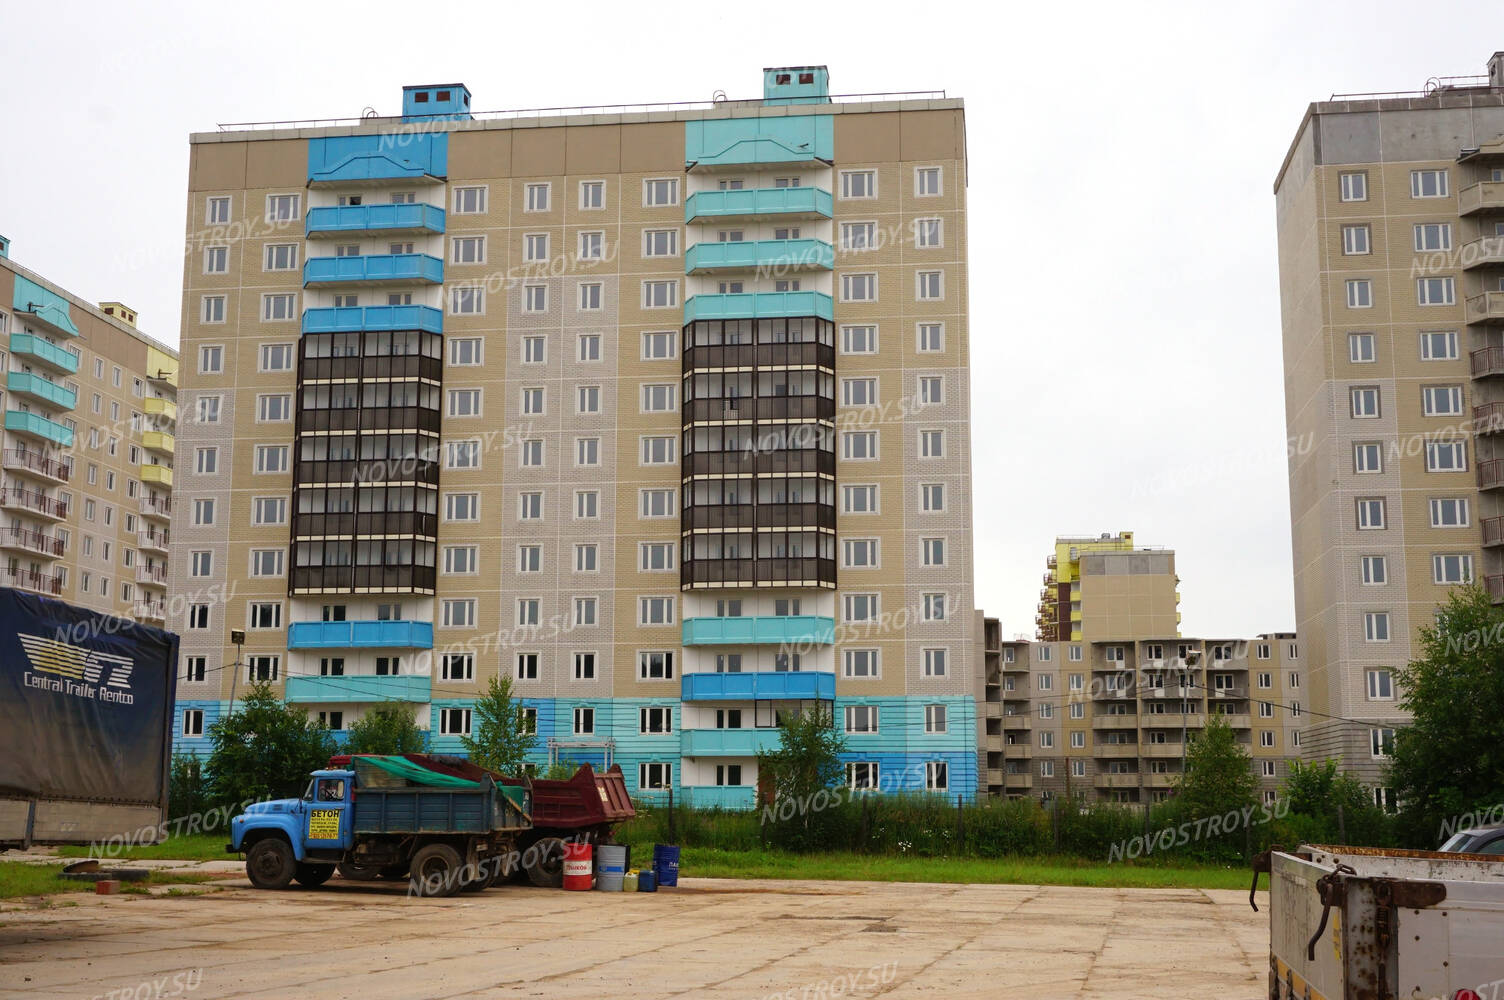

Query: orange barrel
[562,841,593,890]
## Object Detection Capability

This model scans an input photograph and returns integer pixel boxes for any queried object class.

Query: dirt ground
[0,875,1270,999]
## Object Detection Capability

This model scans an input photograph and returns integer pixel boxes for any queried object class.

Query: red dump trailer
[328,754,634,887]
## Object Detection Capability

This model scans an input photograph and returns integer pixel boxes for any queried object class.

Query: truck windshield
[303,779,316,801]
[1438,832,1472,852]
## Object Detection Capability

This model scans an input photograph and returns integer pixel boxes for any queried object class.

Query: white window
[643,229,679,257]
[915,166,942,196]
[1414,223,1452,252]
[1420,331,1458,360]
[917,323,944,353]
[841,273,876,302]
[579,181,604,209]
[1353,443,1382,473]
[921,537,945,566]
[256,394,291,422]
[1040,732,1055,749]
[1260,731,1276,748]
[520,387,544,416]
[575,490,599,519]
[206,196,230,224]
[262,294,296,321]
[453,186,487,214]
[451,236,485,264]
[920,429,945,458]
[1433,553,1473,584]
[578,231,604,261]
[843,649,879,678]
[1426,440,1467,472]
[922,593,947,621]
[1348,332,1375,363]
[1350,387,1380,418]
[517,545,542,573]
[1410,169,1448,198]
[639,597,675,626]
[1341,225,1370,255]
[247,603,282,629]
[639,763,671,790]
[1339,172,1367,202]
[842,325,877,354]
[641,543,675,572]
[641,331,677,360]
[523,233,547,262]
[576,438,600,466]
[578,334,601,362]
[841,170,876,199]
[515,653,539,680]
[642,384,676,412]
[195,447,218,474]
[843,538,878,568]
[840,222,875,251]
[914,218,942,248]
[574,597,597,627]
[843,593,879,623]
[1370,728,1395,758]
[525,183,550,212]
[643,281,678,308]
[192,499,215,525]
[577,283,602,311]
[644,178,679,206]
[1430,497,1469,527]
[522,336,546,363]
[200,295,226,324]
[449,337,483,366]
[444,546,478,575]
[921,483,945,512]
[198,345,223,374]
[442,654,475,681]
[575,653,598,680]
[190,551,213,577]
[447,440,479,469]
[641,489,674,518]
[523,284,548,312]
[1346,280,1373,309]
[258,343,293,372]
[520,439,543,466]
[842,431,877,460]
[844,705,879,734]
[203,246,228,273]
[450,286,484,315]
[253,497,287,525]
[264,244,298,270]
[575,544,598,572]
[842,377,877,407]
[919,376,943,405]
[1422,385,1463,416]
[440,709,472,736]
[640,706,672,734]
[923,648,948,677]
[638,651,674,680]
[641,437,676,464]
[1418,277,1455,306]
[1364,612,1391,642]
[916,271,943,300]
[1361,555,1387,584]
[516,600,541,626]
[250,549,284,577]
[843,484,877,513]
[1357,498,1386,530]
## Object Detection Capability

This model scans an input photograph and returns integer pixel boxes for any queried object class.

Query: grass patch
[615,844,1256,890]
[0,862,224,900]
[56,833,238,862]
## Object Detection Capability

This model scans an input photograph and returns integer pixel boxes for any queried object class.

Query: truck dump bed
[502,764,634,831]
[331,755,531,835]
[1262,843,1504,1000]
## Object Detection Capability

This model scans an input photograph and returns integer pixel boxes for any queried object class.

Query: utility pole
[226,629,246,716]
[1182,649,1201,785]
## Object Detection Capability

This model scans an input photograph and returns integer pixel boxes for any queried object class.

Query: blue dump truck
[0,589,179,850]
[229,754,531,896]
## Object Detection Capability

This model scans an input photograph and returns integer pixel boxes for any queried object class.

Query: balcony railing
[2,566,63,595]
[140,464,173,488]
[680,728,781,757]
[1,449,71,482]
[300,304,444,335]
[684,238,834,275]
[303,253,443,288]
[0,525,65,557]
[138,527,170,551]
[287,620,435,650]
[1484,516,1504,547]
[1467,291,1504,325]
[1486,574,1504,602]
[133,602,167,621]
[140,495,172,519]
[142,431,175,454]
[0,485,68,519]
[306,203,445,239]
[681,615,835,646]
[680,671,836,701]
[1479,459,1504,490]
[8,333,80,374]
[4,411,74,448]
[683,291,834,323]
[1461,236,1504,270]
[677,786,757,810]
[7,371,78,410]
[1460,180,1504,216]
[137,563,168,586]
[284,674,432,703]
[685,186,834,225]
[143,397,177,422]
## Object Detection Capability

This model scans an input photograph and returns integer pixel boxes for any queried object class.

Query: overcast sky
[2,1,1496,639]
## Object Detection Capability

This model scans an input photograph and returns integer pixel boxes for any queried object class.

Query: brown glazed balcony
[295,406,441,434]
[680,556,836,589]
[682,396,835,423]
[290,564,437,594]
[682,449,835,477]
[293,459,439,486]
[682,341,835,371]
[296,353,441,382]
[291,510,438,538]
[681,502,835,532]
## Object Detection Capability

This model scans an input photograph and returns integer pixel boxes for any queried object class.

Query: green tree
[756,704,847,850]
[1280,759,1390,846]
[461,675,536,775]
[207,683,337,807]
[168,754,212,825]
[343,704,428,755]
[1169,715,1259,859]
[1389,584,1504,847]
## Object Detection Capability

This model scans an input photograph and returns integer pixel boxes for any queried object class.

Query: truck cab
[228,770,353,889]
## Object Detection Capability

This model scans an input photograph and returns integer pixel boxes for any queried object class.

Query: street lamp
[226,629,246,715]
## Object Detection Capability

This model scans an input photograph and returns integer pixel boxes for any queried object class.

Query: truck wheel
[295,863,335,888]
[378,865,410,881]
[336,861,383,881]
[524,837,566,888]
[245,839,296,890]
[410,844,463,898]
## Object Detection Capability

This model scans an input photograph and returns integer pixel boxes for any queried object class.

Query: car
[1437,824,1504,855]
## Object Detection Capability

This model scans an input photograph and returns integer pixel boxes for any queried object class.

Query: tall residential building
[171,68,977,804]
[976,613,1301,803]
[1274,52,1504,793]
[1036,531,1180,642]
[0,242,178,622]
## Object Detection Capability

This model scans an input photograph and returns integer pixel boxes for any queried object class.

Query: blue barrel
[653,844,680,887]
[637,868,657,892]
[596,844,627,892]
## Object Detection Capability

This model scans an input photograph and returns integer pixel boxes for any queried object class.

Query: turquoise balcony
[680,785,757,810]
[306,134,448,187]
[301,304,444,335]
[683,291,833,323]
[6,372,76,411]
[685,239,833,275]
[285,674,432,704]
[685,115,834,171]
[287,620,435,650]
[303,253,443,288]
[12,275,78,337]
[306,203,446,239]
[682,615,835,646]
[681,728,782,756]
[9,334,80,375]
[685,186,833,224]
[4,411,74,448]
[681,671,836,702]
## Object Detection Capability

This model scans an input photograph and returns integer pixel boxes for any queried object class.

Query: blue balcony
[287,620,435,650]
[307,133,448,186]
[682,615,835,646]
[303,253,443,288]
[5,411,74,448]
[685,115,834,171]
[301,304,444,335]
[285,674,432,704]
[683,291,833,323]
[6,372,76,411]
[12,275,78,337]
[306,203,446,239]
[9,334,80,375]
[685,186,833,224]
[679,785,757,810]
[685,239,834,275]
[681,671,836,702]
[681,728,782,757]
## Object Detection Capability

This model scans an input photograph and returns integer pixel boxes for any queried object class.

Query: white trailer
[1255,844,1504,1000]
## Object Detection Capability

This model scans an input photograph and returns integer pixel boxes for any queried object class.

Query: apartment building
[170,68,977,804]
[1274,51,1504,794]
[1035,531,1181,642]
[0,241,178,622]
[976,614,1302,803]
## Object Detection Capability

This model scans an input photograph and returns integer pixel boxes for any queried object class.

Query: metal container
[653,843,680,887]
[596,844,627,891]
[562,841,592,891]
